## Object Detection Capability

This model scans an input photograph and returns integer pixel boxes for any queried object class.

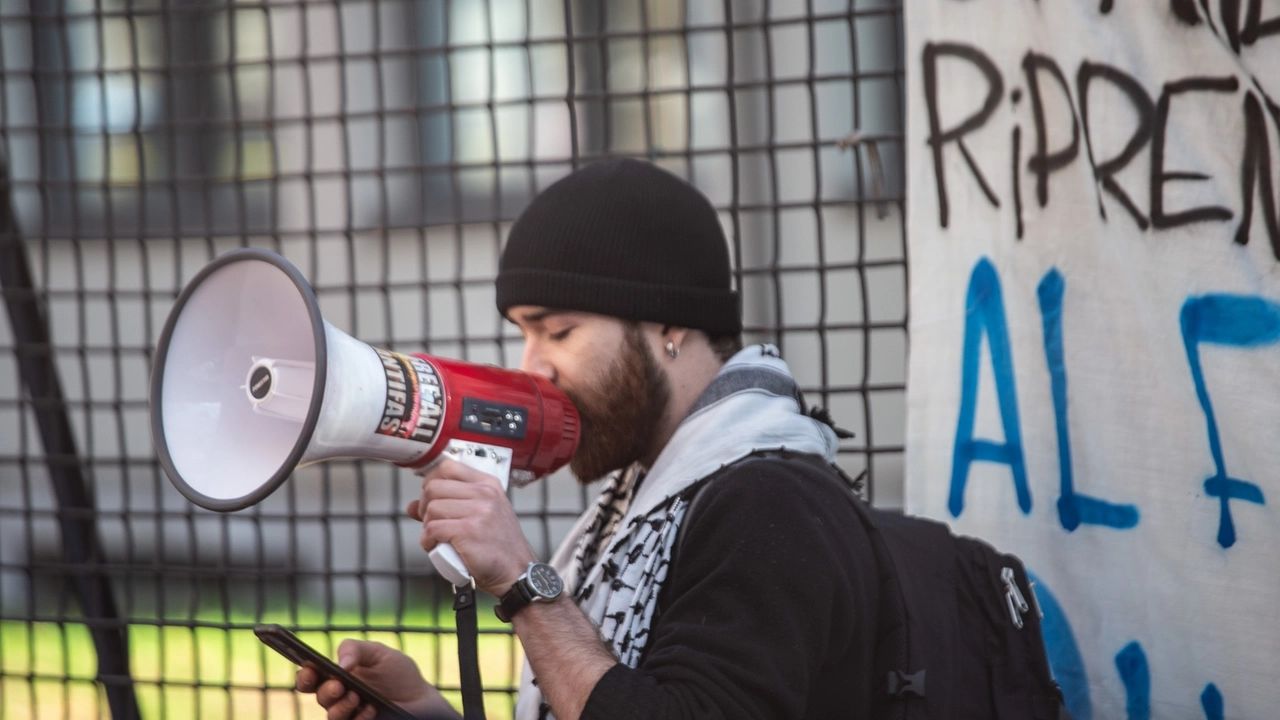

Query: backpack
[681,452,1071,720]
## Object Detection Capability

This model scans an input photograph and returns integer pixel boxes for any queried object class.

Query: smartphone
[255,624,419,720]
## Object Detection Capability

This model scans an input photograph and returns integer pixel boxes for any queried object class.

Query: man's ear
[660,325,690,355]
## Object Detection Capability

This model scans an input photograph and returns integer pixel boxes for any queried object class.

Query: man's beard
[565,325,671,483]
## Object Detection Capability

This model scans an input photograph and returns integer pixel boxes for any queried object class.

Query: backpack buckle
[887,669,927,698]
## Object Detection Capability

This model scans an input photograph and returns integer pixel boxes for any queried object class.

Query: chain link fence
[0,0,905,717]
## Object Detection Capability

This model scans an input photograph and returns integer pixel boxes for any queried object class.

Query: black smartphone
[254,624,419,720]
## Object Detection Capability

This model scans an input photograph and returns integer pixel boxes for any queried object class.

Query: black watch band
[496,562,563,623]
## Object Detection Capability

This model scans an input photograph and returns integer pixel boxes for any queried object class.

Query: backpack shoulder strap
[671,452,950,718]
[671,451,849,553]
[785,455,958,720]
[670,459,742,561]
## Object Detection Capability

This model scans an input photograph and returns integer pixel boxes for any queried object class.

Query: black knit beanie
[496,158,742,336]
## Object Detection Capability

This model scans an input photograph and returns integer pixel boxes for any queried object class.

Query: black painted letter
[1242,0,1280,46]
[1023,52,1081,208]
[1150,77,1238,229]
[1078,61,1156,230]
[1235,91,1280,260]
[923,43,1004,228]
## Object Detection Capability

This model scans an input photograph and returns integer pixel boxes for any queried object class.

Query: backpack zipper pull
[1002,567,1029,629]
[1027,579,1044,619]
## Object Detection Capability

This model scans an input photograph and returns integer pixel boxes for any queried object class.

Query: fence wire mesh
[0,0,905,717]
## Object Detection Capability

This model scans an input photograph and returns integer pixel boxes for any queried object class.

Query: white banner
[905,3,1280,719]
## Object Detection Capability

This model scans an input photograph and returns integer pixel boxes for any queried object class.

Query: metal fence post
[0,158,140,720]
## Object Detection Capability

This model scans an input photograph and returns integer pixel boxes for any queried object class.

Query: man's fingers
[336,641,358,671]
[296,665,319,692]
[411,462,508,528]
[316,678,349,708]
[356,704,378,720]
[420,477,503,504]
[417,458,504,488]
[327,690,361,720]
[419,497,476,523]
[420,517,474,553]
[417,480,508,522]
[415,484,507,532]
[416,480,474,515]
[336,639,383,671]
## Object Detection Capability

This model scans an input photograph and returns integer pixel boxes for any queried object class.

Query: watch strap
[495,579,533,623]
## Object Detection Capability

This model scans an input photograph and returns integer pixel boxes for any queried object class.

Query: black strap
[673,451,915,718]
[453,585,487,720]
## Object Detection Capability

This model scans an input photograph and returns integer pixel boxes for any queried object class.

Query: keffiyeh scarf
[514,345,840,720]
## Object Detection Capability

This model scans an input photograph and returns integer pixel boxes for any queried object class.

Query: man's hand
[409,458,617,720]
[408,457,537,597]
[294,639,458,720]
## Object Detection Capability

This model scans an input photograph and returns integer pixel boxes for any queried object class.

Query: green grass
[0,608,525,720]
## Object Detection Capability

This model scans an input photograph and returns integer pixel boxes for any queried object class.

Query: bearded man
[297,158,880,720]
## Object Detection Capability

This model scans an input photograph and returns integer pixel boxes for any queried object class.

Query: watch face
[527,563,563,599]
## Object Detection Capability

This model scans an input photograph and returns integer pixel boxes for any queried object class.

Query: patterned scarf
[515,345,841,720]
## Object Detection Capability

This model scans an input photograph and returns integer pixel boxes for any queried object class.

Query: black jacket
[581,454,880,720]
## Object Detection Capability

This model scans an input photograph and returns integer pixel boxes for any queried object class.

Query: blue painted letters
[1028,572,1092,720]
[951,260,1273,549]
[1115,641,1151,720]
[1179,295,1276,547]
[950,258,1032,517]
[1201,683,1224,720]
[1037,269,1140,531]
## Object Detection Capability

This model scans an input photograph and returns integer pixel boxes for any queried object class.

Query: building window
[15,0,273,238]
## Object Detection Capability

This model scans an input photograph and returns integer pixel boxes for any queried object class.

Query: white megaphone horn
[148,248,580,586]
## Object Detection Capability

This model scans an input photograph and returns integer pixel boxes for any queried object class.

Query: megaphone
[149,248,580,586]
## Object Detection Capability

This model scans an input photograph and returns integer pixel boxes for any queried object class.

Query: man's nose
[520,342,555,383]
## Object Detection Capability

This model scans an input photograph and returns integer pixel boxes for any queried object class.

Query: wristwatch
[495,562,564,622]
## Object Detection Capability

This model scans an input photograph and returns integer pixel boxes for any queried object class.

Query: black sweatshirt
[579,455,880,720]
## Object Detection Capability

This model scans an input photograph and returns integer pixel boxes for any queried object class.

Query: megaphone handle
[429,544,474,587]
[426,439,514,587]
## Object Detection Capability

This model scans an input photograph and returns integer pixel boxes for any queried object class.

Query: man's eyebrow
[514,309,570,325]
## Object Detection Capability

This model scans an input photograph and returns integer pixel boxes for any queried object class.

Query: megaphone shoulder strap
[453,585,487,720]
